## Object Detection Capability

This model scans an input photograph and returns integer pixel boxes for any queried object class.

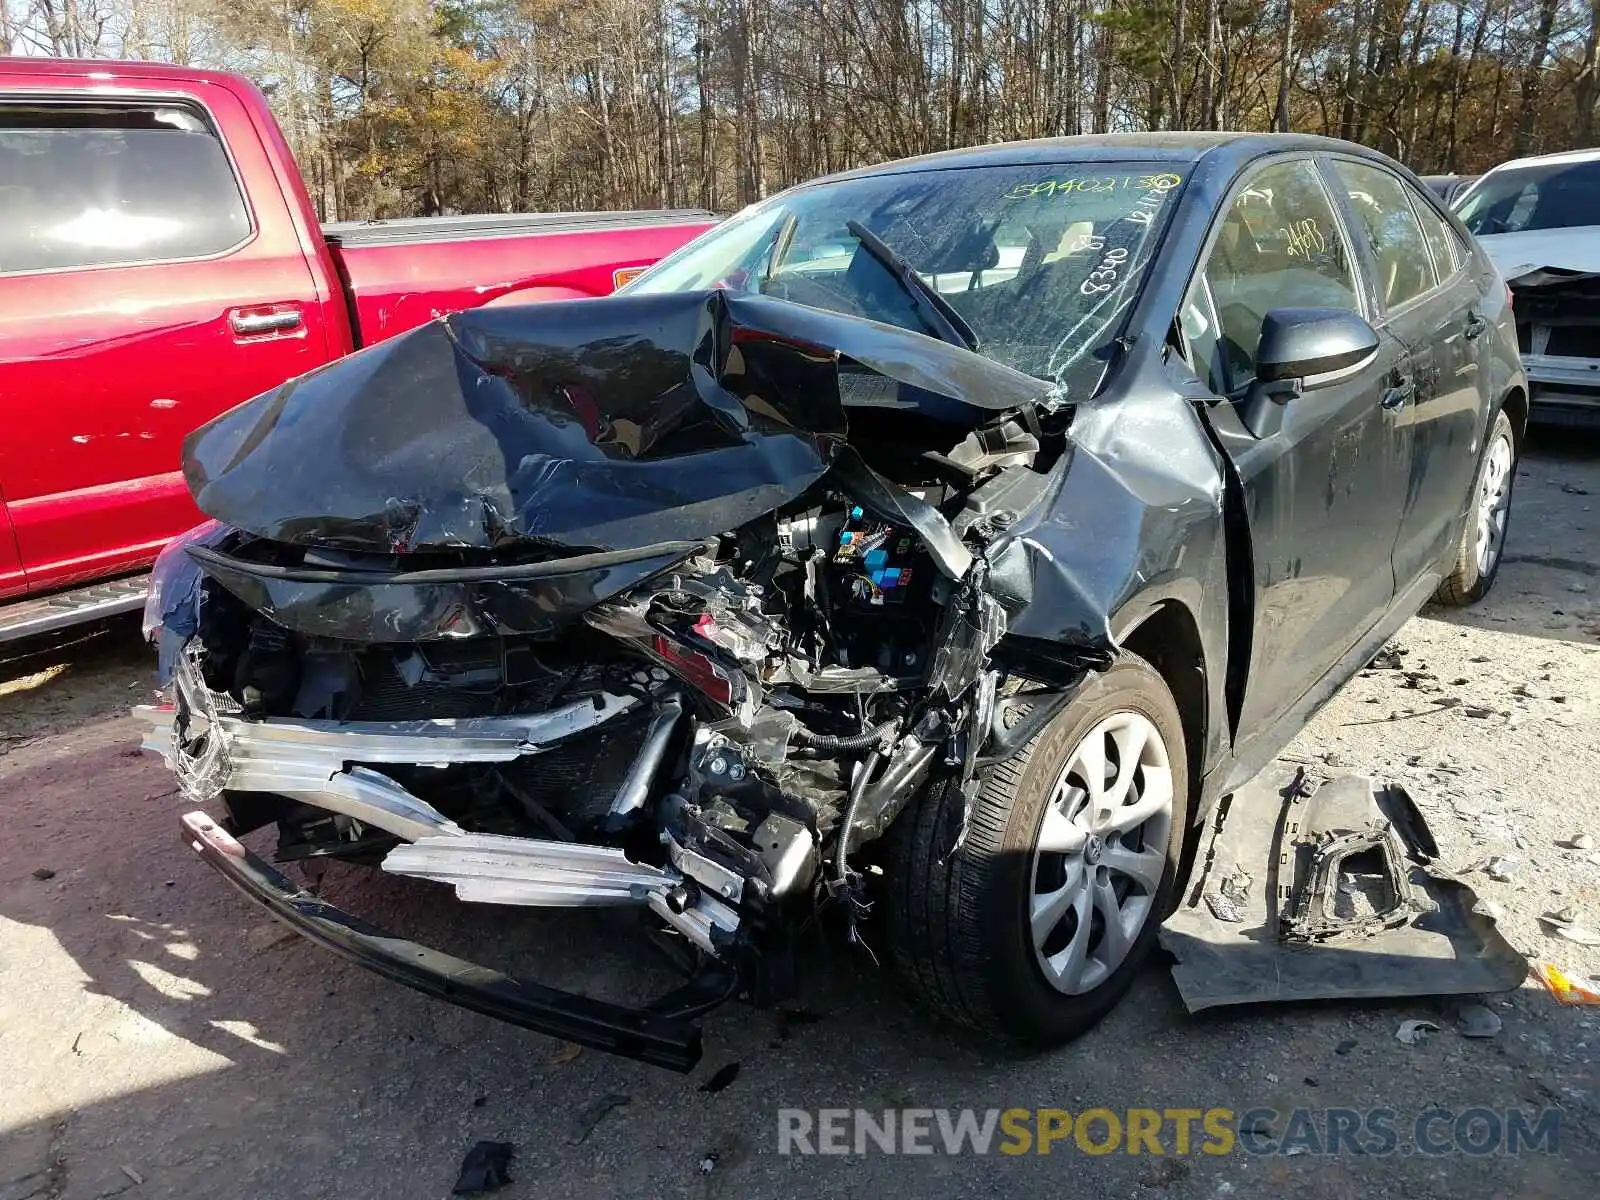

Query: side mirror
[1240,307,1379,438]
[1256,307,1379,384]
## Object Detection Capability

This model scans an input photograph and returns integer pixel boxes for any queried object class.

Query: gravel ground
[2,431,1597,1200]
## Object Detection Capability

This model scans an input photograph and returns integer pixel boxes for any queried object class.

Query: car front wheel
[886,654,1190,1045]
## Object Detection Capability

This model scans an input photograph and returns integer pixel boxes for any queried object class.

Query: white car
[1455,148,1600,425]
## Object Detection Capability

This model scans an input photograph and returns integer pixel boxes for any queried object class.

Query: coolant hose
[794,719,898,753]
[835,750,885,884]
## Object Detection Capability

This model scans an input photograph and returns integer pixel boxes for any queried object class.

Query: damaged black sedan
[139,134,1527,1069]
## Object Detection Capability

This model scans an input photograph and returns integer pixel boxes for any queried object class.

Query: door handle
[1380,376,1414,409]
[229,306,303,336]
[1464,311,1488,341]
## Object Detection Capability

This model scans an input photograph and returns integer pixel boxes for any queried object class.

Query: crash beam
[133,692,639,841]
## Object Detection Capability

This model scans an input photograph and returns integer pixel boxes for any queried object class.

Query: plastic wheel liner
[1159,769,1526,1009]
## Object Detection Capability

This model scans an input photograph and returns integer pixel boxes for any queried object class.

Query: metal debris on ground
[1565,832,1595,851]
[452,1141,514,1195]
[1457,1004,1503,1038]
[1533,962,1600,1007]
[698,1152,719,1174]
[1396,1019,1440,1045]
[1540,909,1600,946]
[1484,856,1519,882]
[1219,865,1252,906]
[569,1093,630,1145]
[1204,892,1245,923]
[120,1166,144,1186]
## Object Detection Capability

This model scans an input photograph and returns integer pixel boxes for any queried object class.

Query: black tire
[1433,407,1517,607]
[885,654,1190,1045]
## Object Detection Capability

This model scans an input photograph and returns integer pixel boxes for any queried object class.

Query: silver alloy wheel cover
[1028,711,1174,996]
[1475,431,1513,577]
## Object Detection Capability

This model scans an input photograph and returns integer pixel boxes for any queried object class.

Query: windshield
[628,162,1186,398]
[1455,159,1600,235]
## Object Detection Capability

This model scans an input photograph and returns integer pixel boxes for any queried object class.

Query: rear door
[0,89,332,594]
[1179,155,1411,735]
[1328,157,1484,588]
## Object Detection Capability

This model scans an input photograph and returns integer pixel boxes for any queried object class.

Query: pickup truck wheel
[1434,407,1517,607]
[885,655,1189,1045]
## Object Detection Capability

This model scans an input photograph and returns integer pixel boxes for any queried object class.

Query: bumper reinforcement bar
[180,810,732,1071]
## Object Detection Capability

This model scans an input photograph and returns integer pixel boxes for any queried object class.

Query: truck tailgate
[325,210,715,345]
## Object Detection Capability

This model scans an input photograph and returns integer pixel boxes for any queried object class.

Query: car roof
[810,132,1387,184]
[1478,147,1600,174]
[0,56,251,92]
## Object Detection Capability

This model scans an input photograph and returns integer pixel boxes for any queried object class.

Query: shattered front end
[137,290,1093,1067]
[1507,267,1600,426]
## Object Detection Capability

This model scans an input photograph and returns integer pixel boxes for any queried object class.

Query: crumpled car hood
[1477,227,1600,279]
[184,290,1048,556]
[1501,264,1600,297]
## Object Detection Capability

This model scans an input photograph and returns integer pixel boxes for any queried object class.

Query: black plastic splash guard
[179,811,727,1071]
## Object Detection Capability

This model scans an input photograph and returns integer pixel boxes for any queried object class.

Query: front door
[1179,156,1411,736]
[1327,157,1487,588]
[0,91,332,594]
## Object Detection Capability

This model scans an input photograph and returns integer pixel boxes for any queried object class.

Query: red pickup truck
[0,58,714,642]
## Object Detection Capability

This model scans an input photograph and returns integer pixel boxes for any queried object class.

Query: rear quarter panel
[334,222,715,344]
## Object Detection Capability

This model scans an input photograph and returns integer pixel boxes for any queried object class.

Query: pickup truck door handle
[229,306,303,337]
[1463,311,1488,341]
[1380,375,1414,409]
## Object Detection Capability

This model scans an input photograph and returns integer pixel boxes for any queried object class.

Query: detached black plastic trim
[179,811,707,1071]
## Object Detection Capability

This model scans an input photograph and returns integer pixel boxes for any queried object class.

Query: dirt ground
[2,430,1597,1200]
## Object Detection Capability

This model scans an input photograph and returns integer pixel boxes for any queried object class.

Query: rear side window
[1182,158,1360,393]
[1332,160,1436,310]
[1411,194,1459,281]
[0,104,250,275]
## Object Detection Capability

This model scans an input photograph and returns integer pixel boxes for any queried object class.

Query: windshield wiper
[845,219,979,351]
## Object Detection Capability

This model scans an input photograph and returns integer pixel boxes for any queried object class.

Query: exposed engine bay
[137,289,1127,1066]
[153,469,1035,912]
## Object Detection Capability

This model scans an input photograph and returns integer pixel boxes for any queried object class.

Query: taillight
[613,265,647,291]
[653,632,734,704]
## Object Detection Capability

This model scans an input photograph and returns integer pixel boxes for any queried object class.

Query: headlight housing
[141,520,229,662]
